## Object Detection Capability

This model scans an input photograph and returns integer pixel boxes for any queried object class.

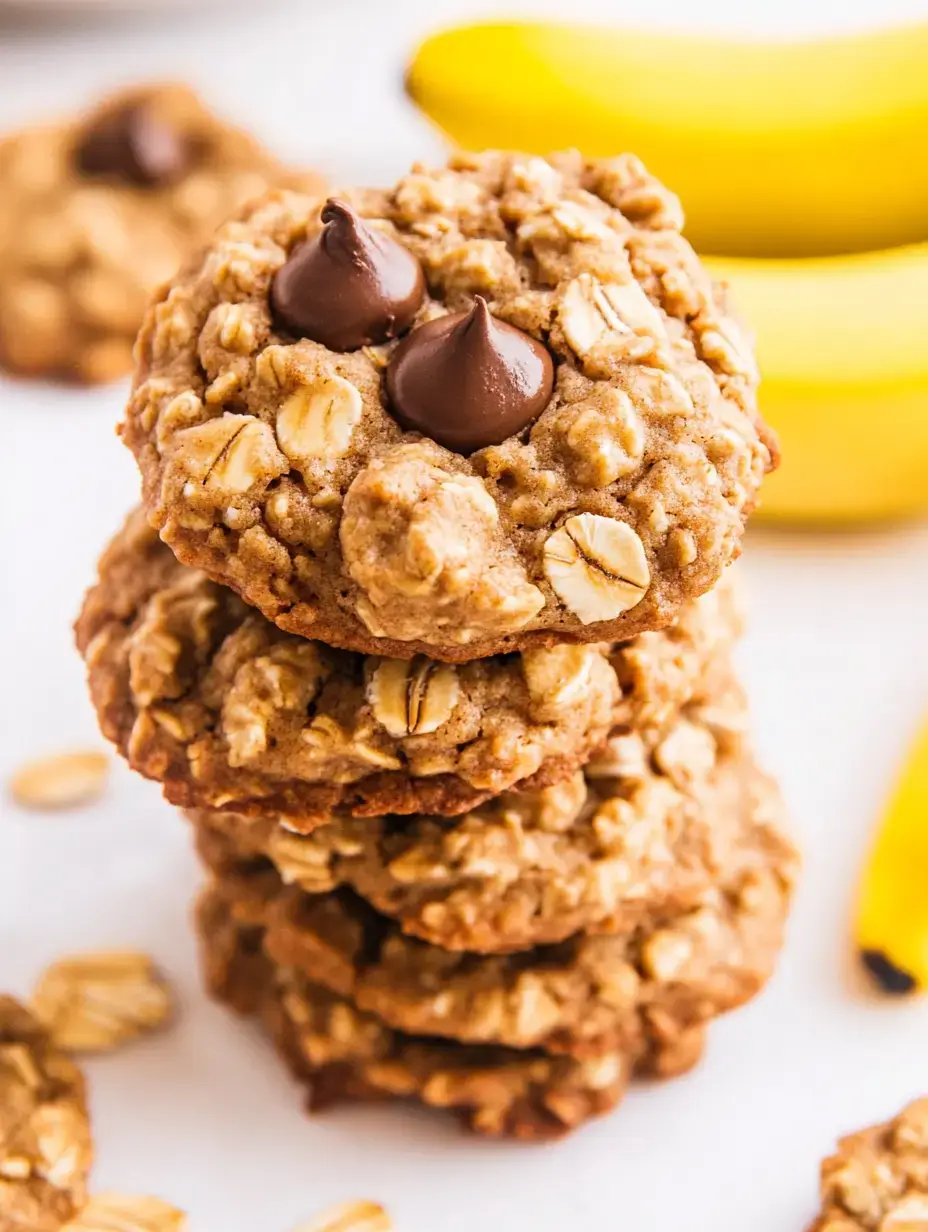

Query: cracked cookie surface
[123,150,775,660]
[198,771,795,1059]
[189,670,775,952]
[77,509,737,827]
[811,1098,928,1232]
[0,84,317,383]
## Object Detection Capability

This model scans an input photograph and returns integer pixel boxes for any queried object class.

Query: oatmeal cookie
[76,509,737,827]
[122,150,775,661]
[198,887,706,1140]
[811,1098,928,1232]
[0,84,320,383]
[201,779,795,1060]
[0,997,93,1232]
[190,673,761,952]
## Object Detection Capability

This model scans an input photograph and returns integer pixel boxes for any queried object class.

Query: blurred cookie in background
[0,83,325,384]
[810,1098,928,1232]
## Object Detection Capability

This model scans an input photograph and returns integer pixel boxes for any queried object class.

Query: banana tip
[860,949,918,995]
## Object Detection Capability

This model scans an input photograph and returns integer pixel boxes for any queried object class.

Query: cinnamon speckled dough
[198,768,796,1059]
[76,508,738,828]
[0,84,319,383]
[122,150,776,661]
[190,674,767,953]
[810,1098,928,1232]
[199,887,696,1140]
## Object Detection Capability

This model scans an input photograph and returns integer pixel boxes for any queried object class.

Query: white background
[2,1,928,1229]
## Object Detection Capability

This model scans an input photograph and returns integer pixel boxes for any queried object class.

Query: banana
[856,715,928,995]
[406,20,928,258]
[705,245,928,522]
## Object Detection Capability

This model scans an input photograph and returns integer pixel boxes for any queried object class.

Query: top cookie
[122,150,776,661]
[0,84,317,384]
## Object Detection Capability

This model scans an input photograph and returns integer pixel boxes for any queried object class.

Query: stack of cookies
[78,150,796,1139]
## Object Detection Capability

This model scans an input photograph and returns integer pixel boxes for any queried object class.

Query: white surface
[2,1,928,1229]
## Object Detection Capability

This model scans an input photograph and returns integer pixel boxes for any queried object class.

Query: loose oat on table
[31,951,172,1054]
[61,1193,187,1232]
[0,996,92,1232]
[0,84,322,383]
[191,663,759,952]
[294,1200,392,1232]
[810,1098,928,1232]
[201,765,796,1059]
[8,751,109,811]
[122,149,776,661]
[76,508,737,826]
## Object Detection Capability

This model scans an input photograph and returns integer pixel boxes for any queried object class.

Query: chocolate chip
[75,102,190,187]
[385,297,554,454]
[271,198,425,352]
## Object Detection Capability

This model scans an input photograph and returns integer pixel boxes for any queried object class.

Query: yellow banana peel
[705,246,928,523]
[406,20,928,258]
[857,715,928,994]
[407,21,928,522]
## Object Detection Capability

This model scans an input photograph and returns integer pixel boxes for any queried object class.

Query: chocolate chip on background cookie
[0,84,323,384]
[75,101,190,187]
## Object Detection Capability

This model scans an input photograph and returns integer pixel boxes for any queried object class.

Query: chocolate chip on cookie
[271,197,425,350]
[386,296,554,452]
